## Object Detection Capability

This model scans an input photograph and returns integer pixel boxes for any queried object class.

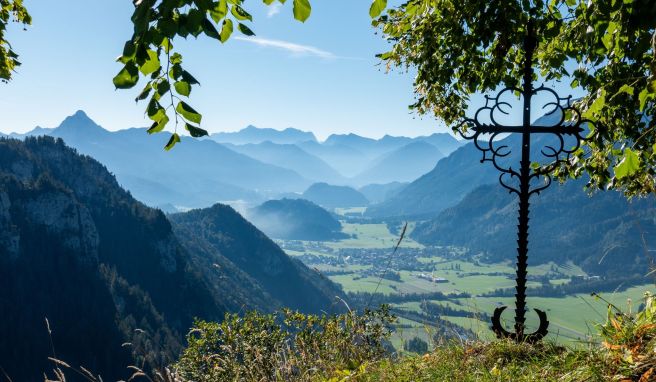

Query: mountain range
[412,179,656,277]
[210,125,317,144]
[4,111,463,209]
[0,136,342,380]
[366,110,576,218]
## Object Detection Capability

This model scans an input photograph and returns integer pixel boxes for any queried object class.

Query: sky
[0,1,582,140]
[0,0,442,140]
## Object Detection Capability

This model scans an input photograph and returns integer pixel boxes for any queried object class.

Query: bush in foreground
[174,306,396,381]
[43,292,656,381]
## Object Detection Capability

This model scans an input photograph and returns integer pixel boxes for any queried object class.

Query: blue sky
[0,1,581,140]
[0,1,442,139]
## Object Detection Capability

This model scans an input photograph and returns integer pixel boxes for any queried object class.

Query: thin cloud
[235,36,338,60]
[266,3,282,18]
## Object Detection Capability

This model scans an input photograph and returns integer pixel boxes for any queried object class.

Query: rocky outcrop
[23,191,99,265]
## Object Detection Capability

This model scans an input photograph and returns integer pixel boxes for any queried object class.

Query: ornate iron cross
[457,18,591,343]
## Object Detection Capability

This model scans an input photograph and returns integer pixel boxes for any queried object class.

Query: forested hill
[412,179,656,278]
[247,198,348,241]
[169,204,344,312]
[0,137,342,381]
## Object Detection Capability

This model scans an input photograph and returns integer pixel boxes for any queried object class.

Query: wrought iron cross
[457,18,591,343]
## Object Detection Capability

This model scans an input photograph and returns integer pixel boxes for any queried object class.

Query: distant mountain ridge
[358,182,407,204]
[211,125,317,144]
[354,141,444,185]
[224,141,346,184]
[7,111,311,208]
[366,111,570,218]
[3,111,465,207]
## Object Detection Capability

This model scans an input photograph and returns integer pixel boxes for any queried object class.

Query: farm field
[278,217,654,349]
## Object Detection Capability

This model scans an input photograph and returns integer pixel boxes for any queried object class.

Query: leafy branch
[113,0,314,150]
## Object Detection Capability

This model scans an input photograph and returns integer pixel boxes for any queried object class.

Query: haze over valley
[1,109,654,379]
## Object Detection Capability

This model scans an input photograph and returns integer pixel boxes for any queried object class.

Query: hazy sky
[0,1,581,140]
[0,1,433,139]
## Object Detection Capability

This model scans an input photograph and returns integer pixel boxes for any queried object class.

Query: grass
[389,317,436,351]
[327,223,424,249]
[352,340,608,382]
[451,284,653,344]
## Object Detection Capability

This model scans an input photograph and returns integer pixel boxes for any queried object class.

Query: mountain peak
[57,110,106,134]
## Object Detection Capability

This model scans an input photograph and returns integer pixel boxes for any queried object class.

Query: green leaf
[174,80,191,96]
[293,0,311,22]
[238,23,255,36]
[231,5,252,21]
[185,123,208,137]
[202,18,220,40]
[165,133,181,151]
[176,101,202,124]
[219,19,233,43]
[140,50,161,75]
[615,84,633,97]
[147,114,169,134]
[181,70,200,85]
[210,0,228,23]
[135,83,152,102]
[156,80,170,99]
[113,62,139,89]
[614,148,641,179]
[638,88,651,112]
[369,0,387,18]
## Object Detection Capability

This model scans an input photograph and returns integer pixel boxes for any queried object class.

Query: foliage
[175,307,396,382]
[113,0,315,150]
[0,0,382,151]
[0,0,30,81]
[596,291,656,381]
[350,340,607,381]
[374,0,656,196]
[403,336,429,354]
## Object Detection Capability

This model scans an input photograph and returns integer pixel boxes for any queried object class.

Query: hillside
[210,125,317,144]
[169,204,344,312]
[14,111,310,207]
[302,182,369,209]
[354,141,444,185]
[0,137,341,380]
[358,182,407,204]
[297,140,370,177]
[247,198,348,241]
[412,179,656,277]
[225,141,345,184]
[366,111,566,218]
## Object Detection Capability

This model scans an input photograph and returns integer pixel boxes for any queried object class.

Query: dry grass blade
[367,221,408,308]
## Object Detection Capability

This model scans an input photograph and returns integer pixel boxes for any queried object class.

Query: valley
[276,209,654,349]
[1,112,654,376]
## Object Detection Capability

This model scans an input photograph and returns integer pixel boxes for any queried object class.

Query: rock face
[0,137,343,381]
[0,191,19,260]
[23,192,99,264]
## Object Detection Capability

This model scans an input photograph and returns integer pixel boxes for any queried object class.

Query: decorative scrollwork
[456,85,593,198]
[454,81,594,343]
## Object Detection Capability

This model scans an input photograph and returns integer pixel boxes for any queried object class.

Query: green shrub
[174,306,396,381]
[596,291,656,381]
